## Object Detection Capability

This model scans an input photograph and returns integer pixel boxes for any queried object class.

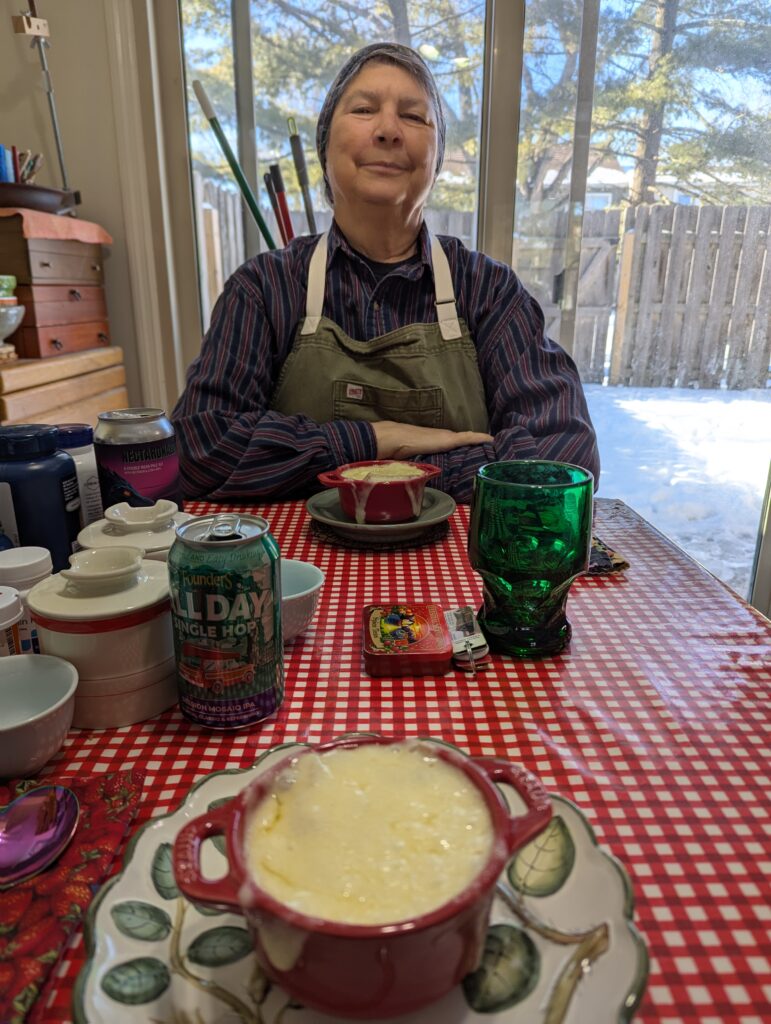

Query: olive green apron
[269,231,489,432]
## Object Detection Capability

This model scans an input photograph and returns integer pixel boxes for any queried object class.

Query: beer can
[168,513,284,729]
[94,408,181,508]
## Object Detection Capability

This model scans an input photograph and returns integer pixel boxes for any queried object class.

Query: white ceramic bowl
[281,558,324,642]
[0,655,78,777]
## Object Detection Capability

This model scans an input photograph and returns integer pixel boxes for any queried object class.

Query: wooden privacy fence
[608,204,770,389]
[193,174,770,389]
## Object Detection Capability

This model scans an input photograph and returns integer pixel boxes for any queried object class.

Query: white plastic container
[0,586,23,656]
[27,546,177,728]
[56,424,104,528]
[0,546,53,653]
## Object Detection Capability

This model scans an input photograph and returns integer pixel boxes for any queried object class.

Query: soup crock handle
[472,757,553,851]
[173,802,241,908]
[317,470,345,487]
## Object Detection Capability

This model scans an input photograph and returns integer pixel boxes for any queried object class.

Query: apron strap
[430,233,462,340]
[300,231,329,334]
[301,229,462,340]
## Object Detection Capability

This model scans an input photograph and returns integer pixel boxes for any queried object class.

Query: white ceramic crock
[26,546,177,728]
[76,500,193,562]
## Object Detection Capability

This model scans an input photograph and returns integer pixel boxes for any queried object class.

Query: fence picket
[744,218,771,389]
[699,206,742,386]
[726,206,769,388]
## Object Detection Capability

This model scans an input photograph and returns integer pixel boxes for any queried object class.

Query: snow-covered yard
[584,385,771,599]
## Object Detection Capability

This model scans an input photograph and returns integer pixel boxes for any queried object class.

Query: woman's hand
[372,420,493,460]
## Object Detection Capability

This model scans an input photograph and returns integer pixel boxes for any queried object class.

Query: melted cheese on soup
[245,744,493,925]
[340,463,425,482]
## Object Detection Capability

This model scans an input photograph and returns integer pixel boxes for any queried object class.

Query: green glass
[468,461,594,657]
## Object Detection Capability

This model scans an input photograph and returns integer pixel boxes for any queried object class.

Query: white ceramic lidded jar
[26,546,177,728]
[76,499,193,562]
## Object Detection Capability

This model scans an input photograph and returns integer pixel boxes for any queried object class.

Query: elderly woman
[172,43,600,503]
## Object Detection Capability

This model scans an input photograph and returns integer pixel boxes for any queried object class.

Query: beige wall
[0,0,141,400]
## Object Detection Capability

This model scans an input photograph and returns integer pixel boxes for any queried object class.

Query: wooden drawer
[0,237,104,285]
[11,320,110,358]
[15,285,107,327]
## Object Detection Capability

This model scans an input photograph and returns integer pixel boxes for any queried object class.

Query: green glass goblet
[468,461,594,657]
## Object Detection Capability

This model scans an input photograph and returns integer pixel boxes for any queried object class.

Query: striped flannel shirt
[172,221,600,503]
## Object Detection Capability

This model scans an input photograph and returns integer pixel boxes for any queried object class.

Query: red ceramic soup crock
[317,460,441,524]
[173,735,552,1019]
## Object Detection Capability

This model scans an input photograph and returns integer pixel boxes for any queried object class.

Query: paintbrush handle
[193,80,276,251]
[288,120,317,233]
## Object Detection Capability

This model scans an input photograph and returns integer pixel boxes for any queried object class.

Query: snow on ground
[584,385,771,599]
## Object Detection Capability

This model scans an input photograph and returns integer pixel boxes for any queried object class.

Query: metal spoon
[0,785,80,887]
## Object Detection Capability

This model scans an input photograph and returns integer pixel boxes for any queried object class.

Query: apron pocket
[333,380,444,428]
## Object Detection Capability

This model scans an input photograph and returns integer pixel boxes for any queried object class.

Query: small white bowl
[0,655,78,777]
[281,559,324,642]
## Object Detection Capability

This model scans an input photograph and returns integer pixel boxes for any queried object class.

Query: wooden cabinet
[0,347,128,426]
[0,216,112,359]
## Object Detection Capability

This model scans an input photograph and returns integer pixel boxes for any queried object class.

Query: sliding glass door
[177,0,770,599]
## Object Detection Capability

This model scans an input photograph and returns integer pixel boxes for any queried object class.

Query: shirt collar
[328,220,432,280]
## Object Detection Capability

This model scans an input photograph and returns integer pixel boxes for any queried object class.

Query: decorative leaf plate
[74,742,648,1023]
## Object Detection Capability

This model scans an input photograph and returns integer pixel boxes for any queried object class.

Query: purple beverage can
[168,513,284,730]
[94,408,181,508]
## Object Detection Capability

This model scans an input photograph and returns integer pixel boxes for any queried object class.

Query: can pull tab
[205,514,243,541]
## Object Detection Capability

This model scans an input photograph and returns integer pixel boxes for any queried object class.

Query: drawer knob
[91,264,101,272]
[69,289,82,300]
[40,260,51,268]
[51,338,64,350]
[97,332,108,343]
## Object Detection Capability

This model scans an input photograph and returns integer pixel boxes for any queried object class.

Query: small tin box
[362,602,453,677]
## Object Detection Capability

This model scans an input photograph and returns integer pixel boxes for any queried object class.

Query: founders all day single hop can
[94,408,181,508]
[168,514,284,729]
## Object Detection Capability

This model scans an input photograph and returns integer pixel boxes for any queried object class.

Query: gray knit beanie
[316,42,446,205]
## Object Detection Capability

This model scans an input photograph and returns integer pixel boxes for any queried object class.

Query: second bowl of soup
[317,459,440,524]
[172,735,552,1019]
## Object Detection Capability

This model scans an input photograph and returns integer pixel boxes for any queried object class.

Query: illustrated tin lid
[0,586,23,628]
[27,547,169,622]
[78,500,193,554]
[362,603,453,677]
[0,546,53,585]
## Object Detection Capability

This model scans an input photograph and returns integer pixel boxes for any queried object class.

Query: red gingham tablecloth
[34,498,770,1023]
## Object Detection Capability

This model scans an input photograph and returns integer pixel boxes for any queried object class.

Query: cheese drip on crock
[245,744,493,925]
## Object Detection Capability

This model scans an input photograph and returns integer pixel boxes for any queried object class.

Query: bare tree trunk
[386,0,412,45]
[629,0,679,205]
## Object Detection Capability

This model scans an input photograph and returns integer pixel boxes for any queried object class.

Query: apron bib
[270,231,489,433]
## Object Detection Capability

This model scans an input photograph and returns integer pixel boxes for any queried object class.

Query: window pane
[245,0,486,248]
[180,0,487,306]
[511,0,771,596]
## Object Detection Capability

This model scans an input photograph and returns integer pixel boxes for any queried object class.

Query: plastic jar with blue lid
[0,425,81,571]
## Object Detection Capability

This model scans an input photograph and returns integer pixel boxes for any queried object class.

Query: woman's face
[325,61,438,220]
